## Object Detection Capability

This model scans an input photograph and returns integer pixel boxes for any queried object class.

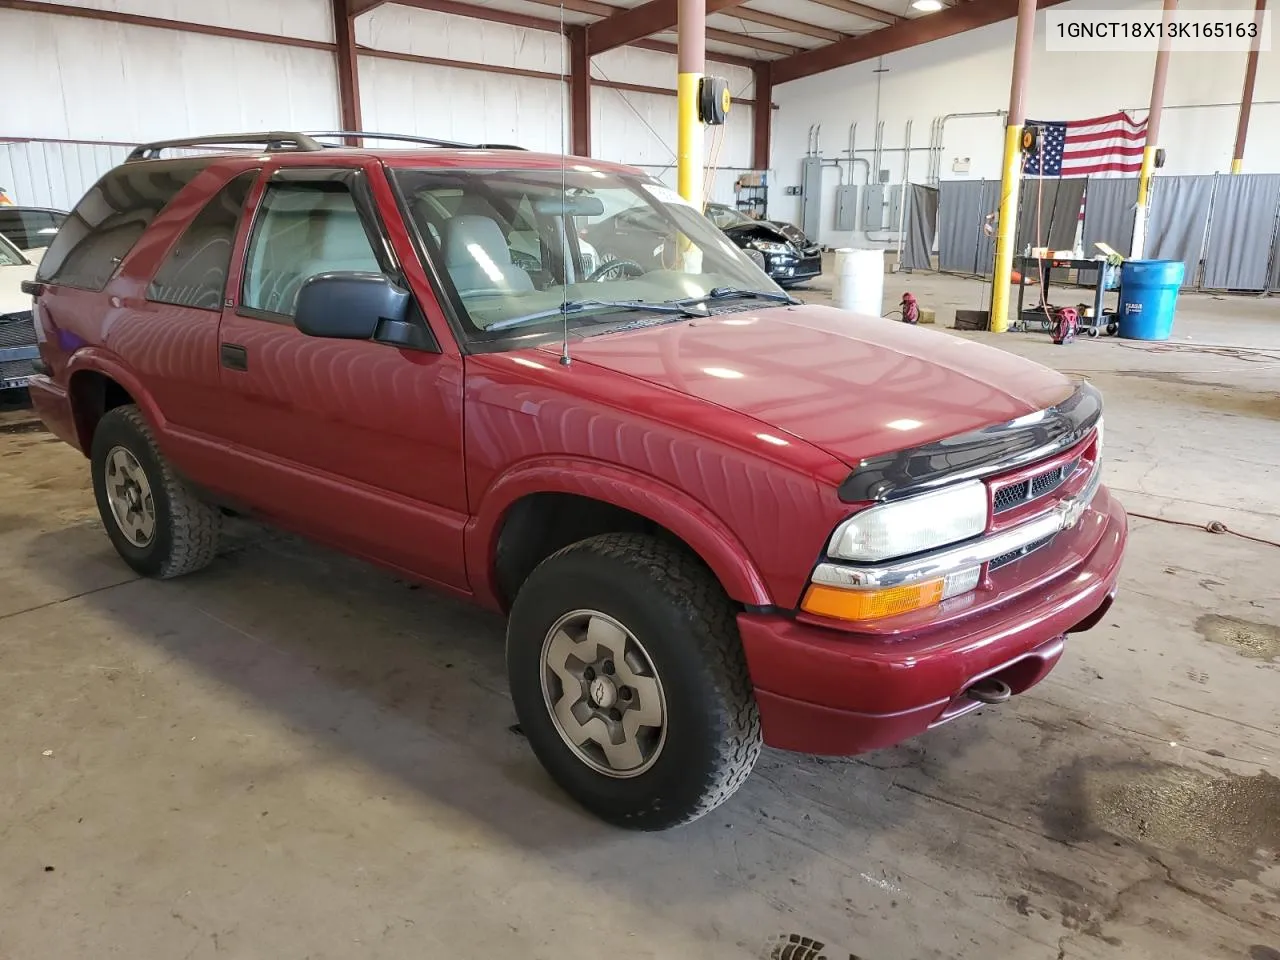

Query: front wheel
[90,405,222,579]
[506,533,761,829]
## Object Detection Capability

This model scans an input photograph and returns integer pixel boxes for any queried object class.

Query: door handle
[220,343,248,371]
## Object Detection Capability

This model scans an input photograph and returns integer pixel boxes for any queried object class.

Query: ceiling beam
[797,0,898,27]
[385,0,570,33]
[350,0,390,14]
[704,27,798,55]
[587,0,752,56]
[772,0,1068,84]
[632,37,759,67]
[378,1,761,66]
[515,0,843,43]
[718,8,844,42]
[0,0,334,49]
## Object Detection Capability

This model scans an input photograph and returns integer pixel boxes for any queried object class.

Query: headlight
[751,241,790,255]
[827,481,988,562]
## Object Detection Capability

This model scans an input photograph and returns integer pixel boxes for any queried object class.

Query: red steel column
[569,26,592,157]
[333,0,363,140]
[1232,0,1267,173]
[752,61,772,172]
[1132,0,1177,257]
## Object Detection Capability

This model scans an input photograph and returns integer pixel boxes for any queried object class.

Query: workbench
[1013,255,1119,337]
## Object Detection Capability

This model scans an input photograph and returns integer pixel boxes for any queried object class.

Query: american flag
[1023,112,1148,177]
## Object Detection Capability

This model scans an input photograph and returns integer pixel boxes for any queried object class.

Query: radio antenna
[558,0,571,367]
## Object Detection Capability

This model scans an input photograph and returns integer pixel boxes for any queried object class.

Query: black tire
[506,533,761,830]
[90,404,222,579]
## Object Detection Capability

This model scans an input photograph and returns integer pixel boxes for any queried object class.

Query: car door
[214,165,470,591]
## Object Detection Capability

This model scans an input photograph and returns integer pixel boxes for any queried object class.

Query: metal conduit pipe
[846,123,872,182]
[896,119,913,267]
[933,110,1007,185]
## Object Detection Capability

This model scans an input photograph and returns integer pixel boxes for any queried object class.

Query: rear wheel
[90,405,222,578]
[507,533,761,829]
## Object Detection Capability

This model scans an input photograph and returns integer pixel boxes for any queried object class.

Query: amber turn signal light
[801,579,946,621]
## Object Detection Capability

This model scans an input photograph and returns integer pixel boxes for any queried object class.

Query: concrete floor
[2,274,1278,960]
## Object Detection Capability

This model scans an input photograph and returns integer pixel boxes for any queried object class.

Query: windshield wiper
[486,298,699,332]
[675,286,800,308]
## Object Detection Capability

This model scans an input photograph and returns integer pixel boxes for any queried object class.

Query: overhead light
[911,0,944,11]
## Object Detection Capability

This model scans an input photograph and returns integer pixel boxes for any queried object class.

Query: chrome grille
[993,458,1079,515]
[0,311,36,349]
[0,356,37,387]
[988,533,1056,571]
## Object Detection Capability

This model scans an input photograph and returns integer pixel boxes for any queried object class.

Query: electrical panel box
[834,185,859,231]
[887,185,902,231]
[863,183,885,230]
[800,157,824,239]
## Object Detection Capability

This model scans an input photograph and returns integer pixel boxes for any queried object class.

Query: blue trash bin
[1118,260,1185,340]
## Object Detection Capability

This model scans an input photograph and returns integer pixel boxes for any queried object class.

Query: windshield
[0,232,28,267]
[706,204,755,230]
[391,167,784,347]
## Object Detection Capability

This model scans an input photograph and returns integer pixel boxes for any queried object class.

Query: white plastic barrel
[832,247,885,317]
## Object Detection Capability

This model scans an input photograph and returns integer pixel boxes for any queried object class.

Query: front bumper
[765,250,823,282]
[738,485,1127,755]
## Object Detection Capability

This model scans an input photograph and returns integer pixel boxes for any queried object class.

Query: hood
[539,304,1074,467]
[0,262,37,315]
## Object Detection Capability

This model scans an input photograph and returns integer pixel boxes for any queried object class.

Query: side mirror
[295,272,410,340]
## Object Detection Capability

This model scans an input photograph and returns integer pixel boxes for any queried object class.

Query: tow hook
[966,677,1013,705]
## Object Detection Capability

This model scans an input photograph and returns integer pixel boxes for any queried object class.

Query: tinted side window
[241,180,381,318]
[146,172,256,311]
[36,163,203,289]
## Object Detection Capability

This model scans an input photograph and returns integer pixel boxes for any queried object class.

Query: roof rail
[126,132,325,162]
[303,131,528,151]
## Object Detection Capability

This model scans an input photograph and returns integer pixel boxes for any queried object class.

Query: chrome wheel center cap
[589,675,618,709]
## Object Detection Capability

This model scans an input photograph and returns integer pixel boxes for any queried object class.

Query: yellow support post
[989,123,1023,334]
[988,0,1036,334]
[677,71,703,211]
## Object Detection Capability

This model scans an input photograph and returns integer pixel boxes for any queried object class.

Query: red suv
[23,132,1126,829]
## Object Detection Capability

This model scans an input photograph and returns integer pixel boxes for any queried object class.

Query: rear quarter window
[36,162,204,290]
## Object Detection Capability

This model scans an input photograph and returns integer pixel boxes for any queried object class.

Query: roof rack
[126,132,325,161]
[304,131,527,151]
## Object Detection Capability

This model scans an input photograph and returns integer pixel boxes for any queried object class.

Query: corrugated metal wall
[1,140,131,210]
[4,0,757,209]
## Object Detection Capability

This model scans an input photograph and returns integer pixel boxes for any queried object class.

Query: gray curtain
[938,180,986,273]
[1202,174,1280,290]
[1082,177,1138,257]
[1271,221,1280,292]
[1017,178,1086,252]
[975,181,996,273]
[1146,175,1215,287]
[903,183,938,271]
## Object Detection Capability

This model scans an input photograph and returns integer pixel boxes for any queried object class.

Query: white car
[0,205,68,267]
[0,233,39,390]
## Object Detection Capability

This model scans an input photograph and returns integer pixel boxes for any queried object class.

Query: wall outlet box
[785,185,802,196]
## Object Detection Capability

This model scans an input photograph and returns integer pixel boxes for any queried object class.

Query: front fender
[466,457,773,609]
[64,347,168,450]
